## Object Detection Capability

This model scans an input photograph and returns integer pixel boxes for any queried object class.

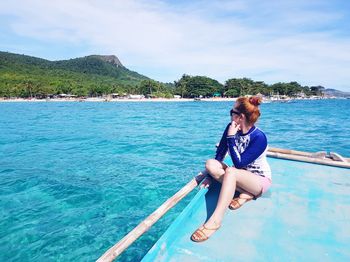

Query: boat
[98,148,350,261]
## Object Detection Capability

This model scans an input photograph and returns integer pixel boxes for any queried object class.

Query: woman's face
[230,103,241,123]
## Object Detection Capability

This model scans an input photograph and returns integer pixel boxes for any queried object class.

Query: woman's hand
[195,170,211,188]
[195,171,206,183]
[195,170,207,182]
[228,121,240,136]
[199,176,212,189]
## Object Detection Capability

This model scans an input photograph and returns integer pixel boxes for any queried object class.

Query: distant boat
[98,148,350,262]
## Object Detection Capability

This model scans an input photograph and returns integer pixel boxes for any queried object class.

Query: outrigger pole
[267,147,350,168]
[97,175,205,262]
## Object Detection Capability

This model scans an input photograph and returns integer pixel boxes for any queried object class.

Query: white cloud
[0,0,349,91]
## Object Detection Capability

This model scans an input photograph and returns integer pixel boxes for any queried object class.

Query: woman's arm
[227,131,267,168]
[214,124,230,162]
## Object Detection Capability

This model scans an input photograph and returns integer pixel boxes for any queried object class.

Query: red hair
[235,96,262,125]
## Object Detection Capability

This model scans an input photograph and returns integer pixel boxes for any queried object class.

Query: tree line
[174,75,324,98]
[0,52,325,98]
[0,73,325,98]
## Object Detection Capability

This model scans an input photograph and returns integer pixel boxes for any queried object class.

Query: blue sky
[1,0,350,91]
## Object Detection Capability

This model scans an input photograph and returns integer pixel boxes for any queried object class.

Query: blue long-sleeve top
[215,123,268,170]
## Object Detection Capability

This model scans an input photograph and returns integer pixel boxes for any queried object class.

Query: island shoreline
[0,97,239,103]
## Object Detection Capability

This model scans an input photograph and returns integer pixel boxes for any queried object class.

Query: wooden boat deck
[142,157,350,261]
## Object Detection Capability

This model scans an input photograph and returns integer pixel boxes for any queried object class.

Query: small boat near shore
[98,148,350,261]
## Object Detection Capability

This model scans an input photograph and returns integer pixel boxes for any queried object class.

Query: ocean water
[0,99,349,261]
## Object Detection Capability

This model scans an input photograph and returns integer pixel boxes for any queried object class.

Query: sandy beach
[0,97,238,103]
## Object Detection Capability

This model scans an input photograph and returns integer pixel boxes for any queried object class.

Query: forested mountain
[0,51,151,97]
[0,51,343,98]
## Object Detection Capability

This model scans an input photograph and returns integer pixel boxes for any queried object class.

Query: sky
[1,0,350,91]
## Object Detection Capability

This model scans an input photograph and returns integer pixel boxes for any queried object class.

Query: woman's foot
[191,222,221,242]
[229,193,254,210]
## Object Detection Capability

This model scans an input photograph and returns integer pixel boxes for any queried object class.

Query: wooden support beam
[267,147,350,168]
[97,176,205,262]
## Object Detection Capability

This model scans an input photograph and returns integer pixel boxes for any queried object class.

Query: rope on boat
[97,176,205,262]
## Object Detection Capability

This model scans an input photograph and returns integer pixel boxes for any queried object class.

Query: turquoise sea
[1,99,349,261]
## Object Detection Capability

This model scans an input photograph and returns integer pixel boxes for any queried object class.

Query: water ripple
[0,99,349,261]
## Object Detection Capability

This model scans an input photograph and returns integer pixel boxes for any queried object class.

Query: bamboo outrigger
[97,147,350,261]
[97,177,204,262]
[267,147,350,168]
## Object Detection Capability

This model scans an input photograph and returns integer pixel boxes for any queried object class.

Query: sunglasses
[230,109,240,116]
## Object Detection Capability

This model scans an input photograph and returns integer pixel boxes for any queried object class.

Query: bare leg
[229,191,255,210]
[191,166,235,242]
[205,159,241,198]
[235,169,263,195]
[205,159,228,182]
[208,168,262,224]
[192,167,263,241]
[204,167,238,227]
[238,191,254,200]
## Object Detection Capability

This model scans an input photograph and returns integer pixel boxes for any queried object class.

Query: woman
[191,96,272,242]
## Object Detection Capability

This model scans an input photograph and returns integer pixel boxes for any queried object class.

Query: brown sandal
[191,224,221,242]
[229,196,253,210]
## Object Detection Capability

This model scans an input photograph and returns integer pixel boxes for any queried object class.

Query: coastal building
[58,94,77,99]
[128,94,145,99]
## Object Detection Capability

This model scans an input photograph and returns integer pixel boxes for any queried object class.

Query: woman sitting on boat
[191,96,272,242]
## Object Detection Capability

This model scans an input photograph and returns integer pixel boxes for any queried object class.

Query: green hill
[0,51,336,99]
[0,51,150,97]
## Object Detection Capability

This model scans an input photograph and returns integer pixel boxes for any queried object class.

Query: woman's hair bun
[249,96,262,106]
